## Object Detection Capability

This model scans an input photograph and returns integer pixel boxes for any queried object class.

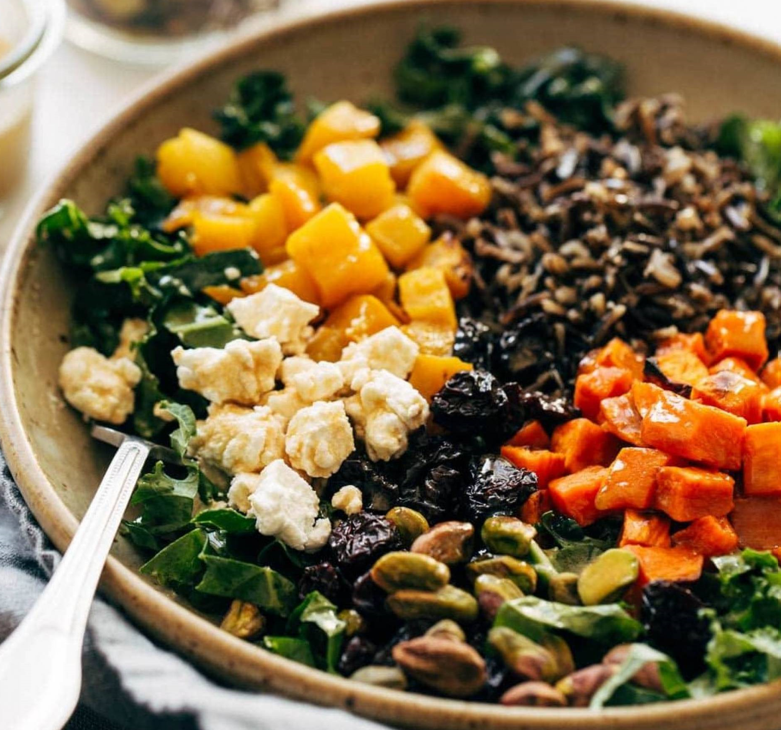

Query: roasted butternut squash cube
[241,259,320,305]
[247,193,288,265]
[743,422,781,496]
[381,120,443,186]
[501,446,567,489]
[286,203,389,308]
[191,212,257,256]
[551,418,621,473]
[202,285,244,305]
[574,366,634,422]
[163,195,247,232]
[315,140,396,219]
[324,295,400,344]
[409,354,473,401]
[366,204,431,268]
[296,101,381,164]
[406,233,473,300]
[401,321,455,356]
[157,128,241,198]
[655,466,735,522]
[408,150,491,219]
[268,163,322,231]
[705,310,769,371]
[306,326,346,362]
[237,142,278,196]
[398,267,457,330]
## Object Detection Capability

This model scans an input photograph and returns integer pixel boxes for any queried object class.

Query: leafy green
[494,596,643,645]
[539,511,618,574]
[139,528,208,588]
[155,401,196,458]
[706,623,781,691]
[130,461,199,534]
[214,71,305,156]
[120,520,161,552]
[195,555,297,617]
[287,591,346,673]
[126,157,176,227]
[160,300,246,349]
[192,508,256,534]
[262,636,316,667]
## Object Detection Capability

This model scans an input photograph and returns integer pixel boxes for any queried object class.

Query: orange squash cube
[247,193,288,265]
[508,420,550,450]
[640,387,747,471]
[655,466,735,522]
[406,233,473,300]
[163,195,248,233]
[731,497,781,550]
[654,349,709,387]
[764,386,781,422]
[191,212,257,256]
[240,259,320,305]
[408,150,491,220]
[237,142,278,196]
[619,510,671,548]
[598,393,644,446]
[410,354,473,401]
[202,285,244,305]
[269,163,321,231]
[157,128,241,198]
[549,466,609,527]
[296,101,381,164]
[711,357,766,387]
[580,338,645,380]
[574,366,634,422]
[657,332,709,363]
[401,321,456,356]
[743,422,781,496]
[520,490,553,525]
[691,370,764,424]
[286,203,389,308]
[631,381,666,418]
[762,357,781,390]
[315,140,396,219]
[305,326,346,363]
[705,310,769,371]
[366,204,431,268]
[672,516,738,557]
[623,545,703,586]
[595,448,676,511]
[381,120,443,186]
[324,295,399,344]
[551,418,621,473]
[398,267,457,330]
[501,447,567,489]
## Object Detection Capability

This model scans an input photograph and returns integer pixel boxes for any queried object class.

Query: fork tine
[90,424,183,465]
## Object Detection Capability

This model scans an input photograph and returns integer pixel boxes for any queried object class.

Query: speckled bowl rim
[3,2,781,728]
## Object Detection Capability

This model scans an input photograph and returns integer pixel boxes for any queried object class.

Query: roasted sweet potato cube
[705,310,769,371]
[691,370,764,424]
[578,338,644,380]
[657,332,709,363]
[520,489,553,525]
[623,545,704,586]
[549,467,608,526]
[655,349,709,388]
[711,357,766,388]
[731,497,781,550]
[409,355,473,401]
[574,366,634,422]
[619,510,671,548]
[551,419,621,473]
[501,446,567,489]
[595,448,676,511]
[640,389,747,471]
[508,420,550,450]
[764,387,781,422]
[630,381,666,418]
[655,466,735,522]
[762,357,781,390]
[743,423,781,496]
[672,516,738,557]
[598,394,643,446]
[406,233,473,300]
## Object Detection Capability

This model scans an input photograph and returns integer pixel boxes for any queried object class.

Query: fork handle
[0,438,150,730]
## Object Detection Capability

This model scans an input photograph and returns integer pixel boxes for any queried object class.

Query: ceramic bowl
[3,2,781,727]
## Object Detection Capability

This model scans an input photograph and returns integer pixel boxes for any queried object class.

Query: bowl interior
[6,2,781,728]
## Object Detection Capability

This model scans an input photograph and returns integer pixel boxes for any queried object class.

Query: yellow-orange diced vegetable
[366,204,431,268]
[324,295,399,344]
[401,321,456,356]
[691,370,764,424]
[520,490,553,525]
[657,332,709,363]
[406,233,473,300]
[764,387,781,422]
[631,381,665,418]
[247,193,288,265]
[580,338,645,381]
[623,545,703,586]
[654,466,735,522]
[381,120,443,186]
[202,285,244,305]
[640,387,747,471]
[237,142,277,196]
[619,510,671,548]
[241,259,320,305]
[162,195,247,232]
[286,203,389,308]
[711,357,766,387]
[705,309,769,371]
[595,448,676,511]
[269,163,321,231]
[551,419,621,473]
[598,394,644,446]
[157,128,242,198]
[672,516,738,557]
[408,150,491,219]
[305,326,345,363]
[574,366,634,422]
[743,422,781,496]
[549,467,608,527]
[297,101,381,164]
[501,446,567,489]
[731,497,781,550]
[315,140,396,219]
[191,212,256,256]
[655,349,709,388]
[762,357,781,389]
[409,354,473,401]
[398,267,457,330]
[508,421,550,450]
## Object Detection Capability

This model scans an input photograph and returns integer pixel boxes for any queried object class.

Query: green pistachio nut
[425,619,466,643]
[500,681,568,707]
[548,572,581,605]
[466,555,538,593]
[387,585,479,622]
[488,627,560,683]
[481,516,537,557]
[371,551,450,593]
[577,549,639,606]
[556,664,618,707]
[411,521,475,565]
[386,507,430,547]
[220,600,265,640]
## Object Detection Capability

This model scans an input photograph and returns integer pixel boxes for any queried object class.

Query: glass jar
[0,0,66,198]
[66,0,281,65]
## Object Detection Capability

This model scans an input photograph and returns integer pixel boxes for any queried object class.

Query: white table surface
[2,0,780,246]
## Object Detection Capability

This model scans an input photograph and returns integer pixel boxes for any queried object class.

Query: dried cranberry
[352,571,390,619]
[643,358,693,398]
[338,635,378,677]
[330,451,399,512]
[516,389,581,429]
[372,622,430,666]
[297,562,345,605]
[454,316,496,371]
[330,513,402,574]
[463,455,537,523]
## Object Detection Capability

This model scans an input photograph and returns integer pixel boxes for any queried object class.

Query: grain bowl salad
[43,27,781,708]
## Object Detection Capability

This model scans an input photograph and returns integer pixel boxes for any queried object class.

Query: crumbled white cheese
[349,369,429,461]
[190,403,285,476]
[338,326,419,384]
[280,356,345,402]
[227,284,319,355]
[172,338,282,405]
[260,387,308,428]
[285,400,354,478]
[331,485,363,515]
[112,318,149,361]
[240,460,331,551]
[58,346,141,425]
[224,266,241,281]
